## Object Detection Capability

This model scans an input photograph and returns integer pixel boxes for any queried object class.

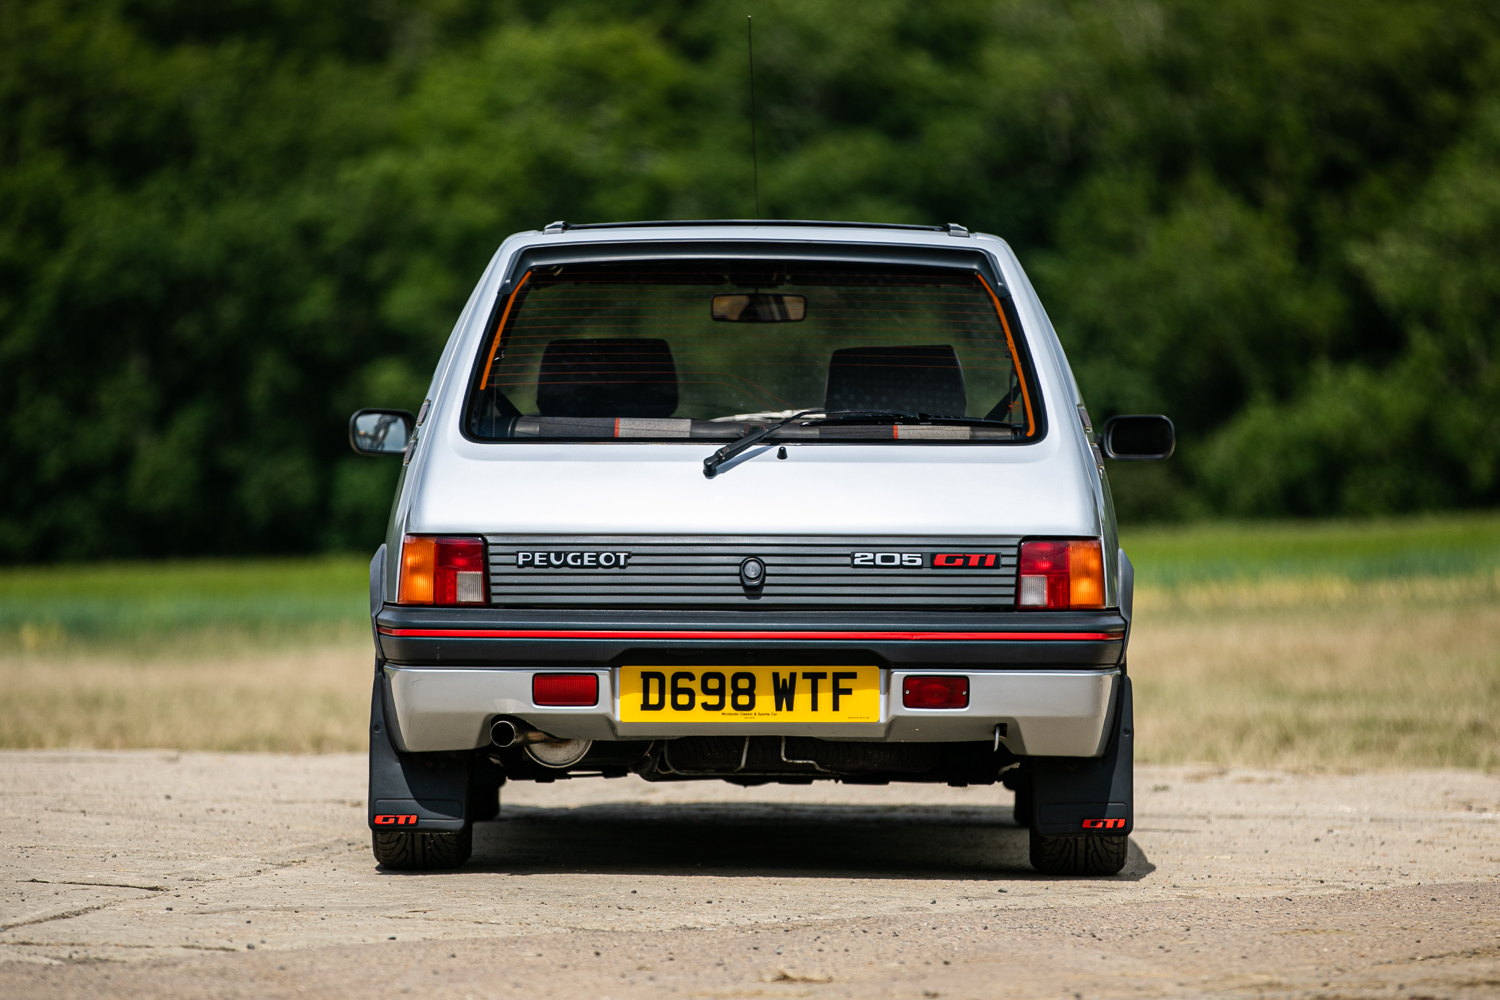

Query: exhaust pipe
[490,717,551,748]
[491,717,592,769]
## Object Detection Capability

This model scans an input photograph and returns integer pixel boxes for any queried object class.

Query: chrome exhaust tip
[490,717,592,768]
[490,717,549,748]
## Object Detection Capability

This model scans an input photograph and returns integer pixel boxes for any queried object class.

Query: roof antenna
[747,15,761,220]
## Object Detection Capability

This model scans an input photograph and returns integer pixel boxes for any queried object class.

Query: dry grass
[0,640,372,752]
[1130,574,1500,769]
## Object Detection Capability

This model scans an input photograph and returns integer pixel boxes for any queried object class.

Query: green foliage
[3,0,1499,560]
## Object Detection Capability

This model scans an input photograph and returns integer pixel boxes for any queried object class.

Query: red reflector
[1081,818,1127,830]
[532,673,599,707]
[901,675,969,709]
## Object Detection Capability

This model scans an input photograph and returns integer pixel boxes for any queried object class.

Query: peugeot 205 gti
[348,219,1174,875]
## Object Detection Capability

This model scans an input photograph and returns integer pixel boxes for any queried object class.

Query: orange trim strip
[478,270,533,392]
[976,274,1036,437]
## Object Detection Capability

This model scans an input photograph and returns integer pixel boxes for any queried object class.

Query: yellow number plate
[618,666,881,723]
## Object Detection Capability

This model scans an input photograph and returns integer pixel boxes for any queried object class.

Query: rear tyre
[1029,829,1127,876]
[372,827,473,870]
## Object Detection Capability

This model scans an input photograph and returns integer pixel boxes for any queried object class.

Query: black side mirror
[349,409,415,456]
[1101,414,1175,461]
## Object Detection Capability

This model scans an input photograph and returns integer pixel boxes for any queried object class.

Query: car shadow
[449,801,1155,882]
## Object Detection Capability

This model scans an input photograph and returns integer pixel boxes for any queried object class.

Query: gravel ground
[1,750,1497,998]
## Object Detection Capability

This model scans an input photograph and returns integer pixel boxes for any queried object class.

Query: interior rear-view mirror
[711,293,806,322]
[1101,414,1175,461]
[349,409,415,456]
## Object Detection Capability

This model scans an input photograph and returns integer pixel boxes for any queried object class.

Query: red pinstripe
[377,628,1117,641]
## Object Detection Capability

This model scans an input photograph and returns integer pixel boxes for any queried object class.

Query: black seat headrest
[535,338,679,418]
[823,344,967,417]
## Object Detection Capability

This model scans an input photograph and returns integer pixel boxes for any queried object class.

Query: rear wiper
[703,408,825,479]
[704,409,920,478]
[703,410,1021,478]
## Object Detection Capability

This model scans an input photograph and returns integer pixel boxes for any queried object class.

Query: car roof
[539,219,972,236]
[514,219,998,248]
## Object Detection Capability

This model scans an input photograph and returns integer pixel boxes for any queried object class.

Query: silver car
[349,220,1174,875]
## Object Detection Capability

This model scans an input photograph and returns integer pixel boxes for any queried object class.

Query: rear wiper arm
[703,409,913,478]
[703,409,824,479]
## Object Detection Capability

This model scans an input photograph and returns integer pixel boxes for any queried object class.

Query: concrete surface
[1,750,1497,997]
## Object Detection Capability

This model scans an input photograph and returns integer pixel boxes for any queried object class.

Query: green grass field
[1,514,1497,766]
[0,555,369,651]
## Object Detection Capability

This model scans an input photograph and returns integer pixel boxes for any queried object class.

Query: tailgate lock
[739,557,766,589]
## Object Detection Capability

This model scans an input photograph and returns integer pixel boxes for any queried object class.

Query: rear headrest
[823,344,967,417]
[536,338,679,418]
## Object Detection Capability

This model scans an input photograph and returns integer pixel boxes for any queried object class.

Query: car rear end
[353,221,1163,875]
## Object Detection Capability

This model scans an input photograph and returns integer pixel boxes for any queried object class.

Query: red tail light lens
[398,535,487,605]
[533,673,599,707]
[1018,539,1105,609]
[902,675,969,709]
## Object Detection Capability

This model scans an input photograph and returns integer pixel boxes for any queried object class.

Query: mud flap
[1030,676,1133,837]
[367,674,472,833]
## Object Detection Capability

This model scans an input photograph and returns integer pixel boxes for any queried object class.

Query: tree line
[3,0,1498,559]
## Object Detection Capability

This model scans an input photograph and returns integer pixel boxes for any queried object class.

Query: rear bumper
[383,663,1120,757]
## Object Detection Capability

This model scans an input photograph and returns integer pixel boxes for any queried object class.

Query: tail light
[398,535,487,605]
[1018,539,1105,609]
[533,673,600,707]
[902,675,969,709]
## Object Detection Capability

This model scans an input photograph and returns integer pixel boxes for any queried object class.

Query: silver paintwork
[381,222,1129,758]
[384,664,1119,757]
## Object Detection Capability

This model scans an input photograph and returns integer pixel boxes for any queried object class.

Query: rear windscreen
[465,259,1039,443]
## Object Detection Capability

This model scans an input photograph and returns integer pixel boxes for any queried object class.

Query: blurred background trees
[3,0,1498,560]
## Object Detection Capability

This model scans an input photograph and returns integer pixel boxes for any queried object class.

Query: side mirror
[1101,414,1175,461]
[349,409,415,456]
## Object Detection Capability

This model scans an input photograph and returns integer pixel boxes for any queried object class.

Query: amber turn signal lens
[398,536,437,604]
[1067,539,1105,609]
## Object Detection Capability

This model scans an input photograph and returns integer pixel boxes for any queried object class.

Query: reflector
[902,675,969,709]
[533,673,599,707]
